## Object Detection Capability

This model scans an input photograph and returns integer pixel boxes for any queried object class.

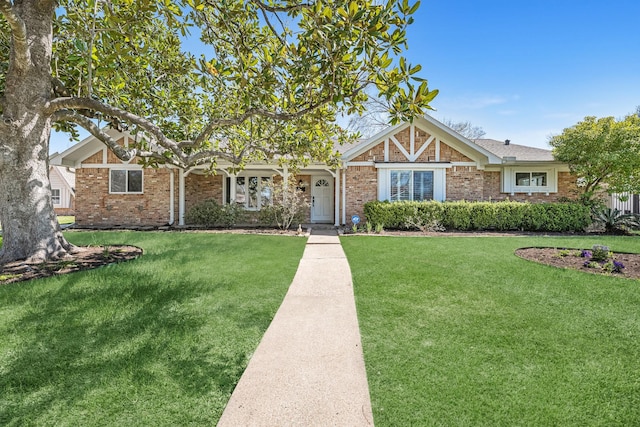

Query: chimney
[504,139,510,145]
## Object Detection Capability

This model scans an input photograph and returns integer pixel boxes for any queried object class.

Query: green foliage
[550,114,640,203]
[364,200,592,232]
[3,0,438,168]
[592,207,640,234]
[185,199,245,227]
[591,244,610,262]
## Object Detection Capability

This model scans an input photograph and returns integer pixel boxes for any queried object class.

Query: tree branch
[247,0,311,13]
[0,0,31,72]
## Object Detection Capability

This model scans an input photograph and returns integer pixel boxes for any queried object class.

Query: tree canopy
[549,114,640,204]
[0,0,437,263]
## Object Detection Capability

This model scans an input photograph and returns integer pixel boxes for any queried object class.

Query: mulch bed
[0,245,143,285]
[516,247,640,280]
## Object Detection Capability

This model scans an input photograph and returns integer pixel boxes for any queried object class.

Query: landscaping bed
[516,247,640,280]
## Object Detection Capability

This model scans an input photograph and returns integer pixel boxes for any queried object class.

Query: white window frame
[376,164,447,202]
[234,174,273,210]
[389,170,435,202]
[109,169,144,194]
[51,188,61,205]
[503,167,557,194]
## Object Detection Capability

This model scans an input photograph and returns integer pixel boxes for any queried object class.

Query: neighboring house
[49,165,76,215]
[50,116,580,227]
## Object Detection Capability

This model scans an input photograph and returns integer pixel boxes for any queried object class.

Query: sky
[408,0,640,148]
[49,0,640,154]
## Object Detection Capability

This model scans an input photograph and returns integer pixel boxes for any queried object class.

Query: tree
[549,114,640,204]
[0,0,437,264]
[439,118,486,139]
[346,94,484,139]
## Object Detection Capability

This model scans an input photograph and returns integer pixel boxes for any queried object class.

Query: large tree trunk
[0,1,75,265]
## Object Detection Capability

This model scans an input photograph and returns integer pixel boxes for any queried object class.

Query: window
[234,175,272,209]
[51,189,61,205]
[390,170,434,201]
[515,172,547,188]
[110,170,143,193]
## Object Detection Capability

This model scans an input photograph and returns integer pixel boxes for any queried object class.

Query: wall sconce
[297,179,306,192]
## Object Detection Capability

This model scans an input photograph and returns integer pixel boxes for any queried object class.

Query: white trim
[310,175,334,223]
[414,135,435,161]
[375,162,453,169]
[108,169,144,194]
[410,124,415,159]
[169,169,175,225]
[179,169,185,226]
[503,167,558,193]
[380,168,446,202]
[345,161,375,167]
[435,139,441,162]
[384,139,389,162]
[102,148,107,164]
[334,170,340,226]
[342,169,346,225]
[390,135,411,161]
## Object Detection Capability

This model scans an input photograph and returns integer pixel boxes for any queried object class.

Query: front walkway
[217,229,374,426]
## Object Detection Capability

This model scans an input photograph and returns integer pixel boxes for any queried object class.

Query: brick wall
[446,166,485,200]
[345,166,377,221]
[184,173,223,212]
[76,168,175,226]
[480,170,580,202]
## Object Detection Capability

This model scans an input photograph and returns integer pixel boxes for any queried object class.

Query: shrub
[364,200,591,232]
[185,199,223,226]
[185,199,245,227]
[258,178,309,229]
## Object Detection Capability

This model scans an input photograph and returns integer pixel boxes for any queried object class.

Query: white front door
[311,176,334,222]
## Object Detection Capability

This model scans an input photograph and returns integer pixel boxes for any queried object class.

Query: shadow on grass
[1,271,237,423]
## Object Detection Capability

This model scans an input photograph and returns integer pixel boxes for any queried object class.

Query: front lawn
[0,232,306,426]
[342,235,640,426]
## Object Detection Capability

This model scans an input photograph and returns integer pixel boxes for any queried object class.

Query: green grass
[57,216,75,225]
[342,235,640,426]
[0,231,306,426]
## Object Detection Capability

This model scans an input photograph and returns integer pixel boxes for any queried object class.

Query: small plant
[375,223,384,234]
[592,207,640,234]
[556,249,572,257]
[352,224,359,233]
[602,260,625,273]
[583,261,601,269]
[580,249,592,258]
[591,244,610,262]
[365,222,373,233]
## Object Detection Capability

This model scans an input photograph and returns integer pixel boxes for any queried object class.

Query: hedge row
[363,200,592,232]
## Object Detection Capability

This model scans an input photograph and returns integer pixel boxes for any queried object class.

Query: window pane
[390,171,411,201]
[51,189,61,204]
[261,177,272,207]
[515,172,530,186]
[531,172,547,186]
[235,177,246,204]
[111,170,126,192]
[413,171,434,201]
[127,170,143,192]
[248,176,258,208]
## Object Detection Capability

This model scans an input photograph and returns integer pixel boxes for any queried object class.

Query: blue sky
[411,0,640,148]
[49,0,640,154]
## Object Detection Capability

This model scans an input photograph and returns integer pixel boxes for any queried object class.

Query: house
[50,116,580,227]
[49,165,76,216]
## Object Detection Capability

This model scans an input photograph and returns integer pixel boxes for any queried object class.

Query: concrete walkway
[217,229,374,426]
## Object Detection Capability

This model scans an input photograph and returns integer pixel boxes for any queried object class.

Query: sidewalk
[217,229,374,426]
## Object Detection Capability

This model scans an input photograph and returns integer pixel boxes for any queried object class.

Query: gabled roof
[50,127,136,167]
[341,115,503,165]
[473,139,555,162]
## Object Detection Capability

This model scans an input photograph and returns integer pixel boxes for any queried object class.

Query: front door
[311,176,334,223]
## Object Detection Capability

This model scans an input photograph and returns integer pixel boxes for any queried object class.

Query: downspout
[334,167,340,226]
[341,168,346,225]
[179,169,185,226]
[168,169,175,225]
